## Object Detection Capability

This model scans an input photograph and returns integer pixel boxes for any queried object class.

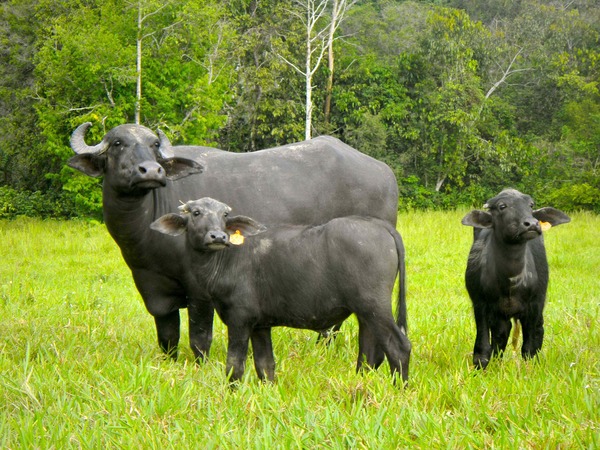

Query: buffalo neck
[189,241,259,300]
[488,232,531,283]
[102,185,168,253]
[189,247,232,296]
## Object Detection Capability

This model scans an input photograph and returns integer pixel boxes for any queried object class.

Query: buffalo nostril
[139,166,147,174]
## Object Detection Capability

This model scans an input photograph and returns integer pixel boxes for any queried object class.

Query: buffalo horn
[157,129,175,159]
[70,122,108,155]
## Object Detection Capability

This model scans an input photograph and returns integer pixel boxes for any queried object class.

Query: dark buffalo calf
[151,197,411,384]
[462,189,570,369]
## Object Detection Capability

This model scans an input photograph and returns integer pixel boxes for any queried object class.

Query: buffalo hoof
[473,354,490,370]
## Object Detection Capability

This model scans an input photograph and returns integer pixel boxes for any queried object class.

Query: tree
[220,0,305,151]
[323,0,357,126]
[2,0,600,216]
[0,0,40,190]
[279,0,354,139]
[133,0,177,125]
[29,0,235,216]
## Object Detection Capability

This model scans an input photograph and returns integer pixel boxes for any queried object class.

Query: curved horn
[70,122,108,155]
[157,129,175,159]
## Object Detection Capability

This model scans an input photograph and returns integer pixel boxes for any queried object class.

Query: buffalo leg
[362,318,411,384]
[490,317,512,358]
[250,328,276,382]
[472,303,492,369]
[387,325,411,384]
[226,326,252,383]
[356,321,385,371]
[187,301,214,362]
[520,313,544,360]
[154,311,180,359]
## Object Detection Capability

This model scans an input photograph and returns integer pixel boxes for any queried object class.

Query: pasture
[1,211,598,448]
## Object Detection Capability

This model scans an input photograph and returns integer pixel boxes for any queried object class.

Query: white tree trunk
[280,0,355,140]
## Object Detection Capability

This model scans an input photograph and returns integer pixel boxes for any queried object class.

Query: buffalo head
[68,122,203,196]
[462,189,571,244]
[150,197,266,252]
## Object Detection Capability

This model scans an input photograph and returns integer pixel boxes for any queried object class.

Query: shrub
[0,187,80,219]
[544,183,600,213]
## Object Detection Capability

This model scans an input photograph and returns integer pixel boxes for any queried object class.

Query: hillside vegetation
[1,0,599,218]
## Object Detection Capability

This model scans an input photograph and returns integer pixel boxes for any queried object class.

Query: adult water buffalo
[68,122,399,360]
[151,197,410,384]
[461,189,570,369]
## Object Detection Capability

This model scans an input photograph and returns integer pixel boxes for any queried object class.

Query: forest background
[1,0,599,220]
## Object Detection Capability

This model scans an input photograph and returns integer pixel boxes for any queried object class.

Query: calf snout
[523,218,541,233]
[519,217,542,239]
[205,230,230,249]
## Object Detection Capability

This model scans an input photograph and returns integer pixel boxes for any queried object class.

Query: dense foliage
[1,0,599,218]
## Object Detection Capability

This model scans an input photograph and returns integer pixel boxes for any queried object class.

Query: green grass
[1,212,598,449]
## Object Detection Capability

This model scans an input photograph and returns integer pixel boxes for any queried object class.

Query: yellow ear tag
[230,230,245,245]
[540,221,552,232]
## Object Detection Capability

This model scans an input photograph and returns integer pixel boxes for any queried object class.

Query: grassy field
[0,211,598,449]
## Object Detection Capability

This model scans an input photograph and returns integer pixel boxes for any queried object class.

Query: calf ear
[67,154,106,178]
[159,158,204,181]
[461,210,493,228]
[225,216,267,237]
[150,213,188,236]
[533,207,571,227]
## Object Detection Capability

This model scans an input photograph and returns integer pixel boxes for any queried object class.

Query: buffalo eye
[193,210,201,217]
[113,140,121,147]
[154,141,160,149]
[498,203,507,211]
[223,212,229,218]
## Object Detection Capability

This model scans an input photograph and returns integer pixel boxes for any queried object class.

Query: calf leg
[391,333,412,385]
[520,313,544,360]
[472,303,492,369]
[154,311,180,360]
[490,317,512,358]
[188,301,214,362]
[226,326,252,383]
[373,321,411,384]
[356,323,385,371]
[251,328,276,382]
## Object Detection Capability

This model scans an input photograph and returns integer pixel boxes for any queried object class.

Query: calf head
[150,197,266,252]
[462,189,570,244]
[68,122,204,196]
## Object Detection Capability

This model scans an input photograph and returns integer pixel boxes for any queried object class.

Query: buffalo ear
[462,210,493,228]
[225,215,267,237]
[67,154,106,178]
[533,207,571,227]
[159,158,204,181]
[150,213,188,236]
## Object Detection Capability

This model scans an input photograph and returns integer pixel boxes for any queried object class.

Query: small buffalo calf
[151,197,411,384]
[462,189,570,369]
